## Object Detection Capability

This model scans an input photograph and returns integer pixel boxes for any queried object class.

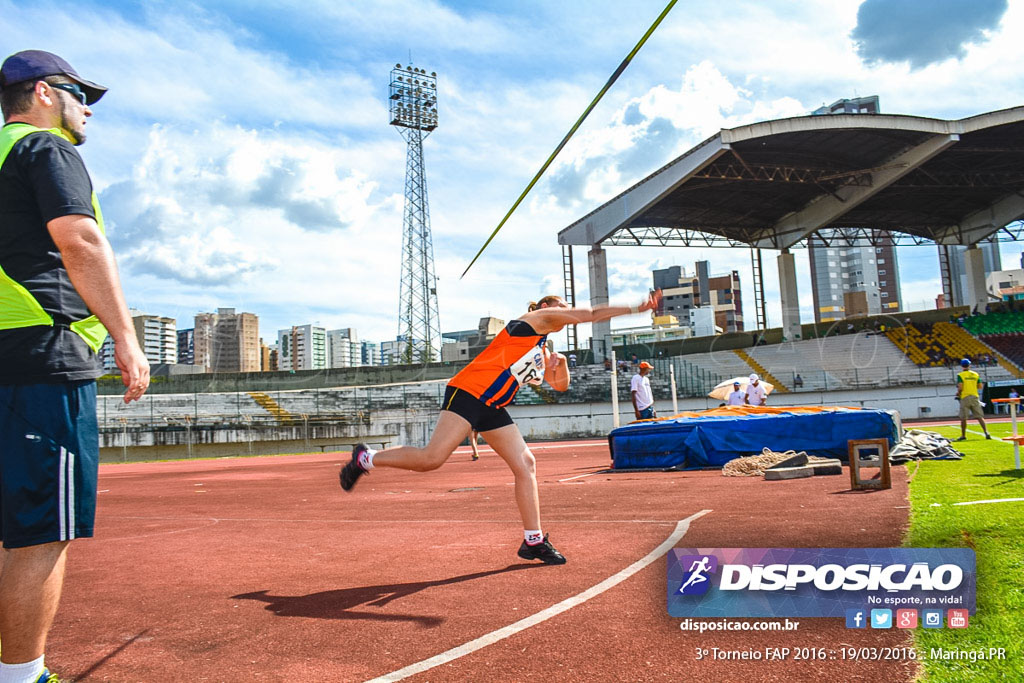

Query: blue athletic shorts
[0,381,98,548]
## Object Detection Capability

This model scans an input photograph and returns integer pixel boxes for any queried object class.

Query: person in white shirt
[745,373,767,406]
[631,361,656,419]
[726,381,745,406]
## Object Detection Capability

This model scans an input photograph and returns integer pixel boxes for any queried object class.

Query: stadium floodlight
[389,63,441,364]
[389,65,438,132]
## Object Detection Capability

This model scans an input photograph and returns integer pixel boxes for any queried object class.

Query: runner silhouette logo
[676,555,718,595]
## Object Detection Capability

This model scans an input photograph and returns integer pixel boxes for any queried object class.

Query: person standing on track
[339,290,662,565]
[630,361,656,419]
[0,50,149,683]
[955,358,991,441]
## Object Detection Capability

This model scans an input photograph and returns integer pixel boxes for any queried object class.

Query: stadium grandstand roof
[558,106,1024,250]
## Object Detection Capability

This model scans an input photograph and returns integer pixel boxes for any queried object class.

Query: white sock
[0,655,45,683]
[524,530,543,545]
[358,448,376,470]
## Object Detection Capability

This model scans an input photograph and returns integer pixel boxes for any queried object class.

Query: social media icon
[870,609,892,629]
[896,609,918,628]
[845,609,867,629]
[948,609,969,629]
[922,609,943,628]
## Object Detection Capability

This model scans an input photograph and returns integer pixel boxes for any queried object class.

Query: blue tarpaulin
[609,407,899,470]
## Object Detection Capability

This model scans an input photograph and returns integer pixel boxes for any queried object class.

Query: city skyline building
[361,341,380,366]
[177,328,194,365]
[812,95,880,116]
[101,309,178,371]
[653,262,743,333]
[807,94,902,323]
[194,308,260,373]
[277,324,328,371]
[327,328,362,368]
[807,237,902,322]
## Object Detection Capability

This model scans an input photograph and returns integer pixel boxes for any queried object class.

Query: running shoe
[339,443,370,491]
[472,453,480,461]
[517,534,567,565]
[985,433,993,440]
[35,670,59,683]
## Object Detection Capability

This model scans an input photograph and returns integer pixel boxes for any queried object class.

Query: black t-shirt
[0,126,103,383]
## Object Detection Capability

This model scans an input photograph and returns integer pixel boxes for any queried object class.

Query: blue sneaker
[35,670,59,683]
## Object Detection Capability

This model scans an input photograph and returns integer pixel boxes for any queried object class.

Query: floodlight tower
[389,63,441,364]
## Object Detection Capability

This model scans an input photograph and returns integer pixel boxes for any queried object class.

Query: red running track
[47,440,915,681]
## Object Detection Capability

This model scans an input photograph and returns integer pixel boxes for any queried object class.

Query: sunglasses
[49,82,88,106]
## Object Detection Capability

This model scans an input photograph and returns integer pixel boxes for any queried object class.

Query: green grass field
[905,421,1024,681]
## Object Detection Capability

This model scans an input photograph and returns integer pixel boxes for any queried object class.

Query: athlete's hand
[639,289,662,312]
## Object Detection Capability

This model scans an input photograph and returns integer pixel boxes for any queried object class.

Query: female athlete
[339,290,662,564]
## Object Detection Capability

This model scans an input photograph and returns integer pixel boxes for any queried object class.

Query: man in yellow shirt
[955,358,992,441]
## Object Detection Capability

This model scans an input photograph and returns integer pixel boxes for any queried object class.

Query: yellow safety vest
[0,123,107,352]
[957,370,980,398]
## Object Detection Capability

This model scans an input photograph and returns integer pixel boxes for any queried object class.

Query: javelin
[461,0,679,279]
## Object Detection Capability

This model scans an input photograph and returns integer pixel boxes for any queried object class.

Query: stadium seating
[960,310,1024,336]
[981,334,1024,368]
[954,311,1024,368]
[884,322,1017,372]
[97,327,1022,432]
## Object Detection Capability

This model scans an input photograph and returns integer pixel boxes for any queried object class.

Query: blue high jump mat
[608,406,900,470]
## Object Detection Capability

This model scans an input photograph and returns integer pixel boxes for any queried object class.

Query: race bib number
[510,345,545,386]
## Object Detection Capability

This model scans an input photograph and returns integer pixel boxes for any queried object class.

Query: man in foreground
[0,49,149,682]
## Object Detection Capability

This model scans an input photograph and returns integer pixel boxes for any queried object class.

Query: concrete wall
[506,384,952,441]
[101,383,959,463]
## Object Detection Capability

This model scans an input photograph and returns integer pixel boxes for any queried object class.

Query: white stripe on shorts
[67,449,76,540]
[58,447,77,541]
[59,447,67,540]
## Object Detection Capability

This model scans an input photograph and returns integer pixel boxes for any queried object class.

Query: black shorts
[442,386,514,432]
[0,380,99,548]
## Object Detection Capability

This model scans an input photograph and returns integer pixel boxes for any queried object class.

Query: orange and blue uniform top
[448,319,547,408]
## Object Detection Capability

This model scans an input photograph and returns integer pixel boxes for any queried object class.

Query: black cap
[0,50,107,105]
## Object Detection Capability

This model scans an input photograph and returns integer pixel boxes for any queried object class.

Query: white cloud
[7,0,1024,347]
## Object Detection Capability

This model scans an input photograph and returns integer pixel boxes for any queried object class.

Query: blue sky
[4,0,1023,347]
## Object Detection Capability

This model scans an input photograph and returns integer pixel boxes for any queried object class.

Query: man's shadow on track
[232,563,538,627]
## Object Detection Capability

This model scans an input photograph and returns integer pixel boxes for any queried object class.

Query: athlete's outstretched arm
[524,290,662,334]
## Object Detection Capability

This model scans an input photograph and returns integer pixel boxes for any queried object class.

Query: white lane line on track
[366,508,712,683]
[950,499,1024,505]
[558,472,599,482]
